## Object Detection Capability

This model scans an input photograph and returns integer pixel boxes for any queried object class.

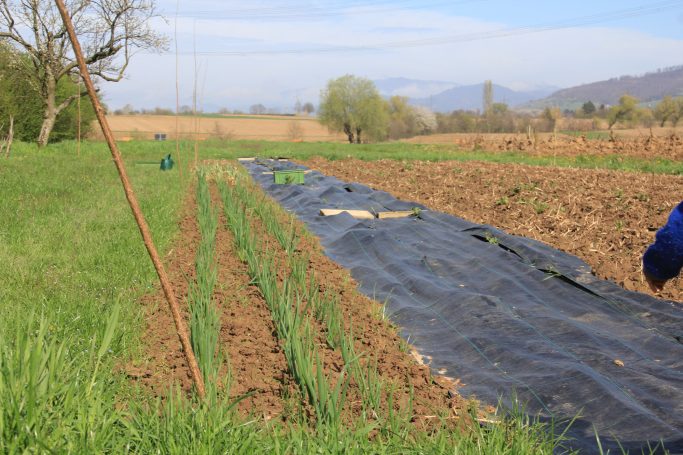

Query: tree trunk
[3,116,14,158]
[343,123,354,144]
[38,111,58,147]
[38,79,58,147]
[355,128,362,144]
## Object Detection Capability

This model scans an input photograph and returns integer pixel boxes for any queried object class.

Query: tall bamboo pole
[77,77,81,157]
[54,0,206,399]
[174,0,183,182]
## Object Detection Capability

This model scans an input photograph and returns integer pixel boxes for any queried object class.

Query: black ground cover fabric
[244,159,683,453]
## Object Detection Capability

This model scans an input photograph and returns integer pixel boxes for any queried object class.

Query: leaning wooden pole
[54,0,206,400]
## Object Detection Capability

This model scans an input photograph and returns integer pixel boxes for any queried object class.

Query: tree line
[319,75,683,143]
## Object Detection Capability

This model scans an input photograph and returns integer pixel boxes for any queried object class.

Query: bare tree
[249,103,266,115]
[302,102,315,115]
[0,0,167,146]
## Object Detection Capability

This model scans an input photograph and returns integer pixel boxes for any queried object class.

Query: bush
[0,44,95,143]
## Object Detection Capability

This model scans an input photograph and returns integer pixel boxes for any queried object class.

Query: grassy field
[1,139,675,453]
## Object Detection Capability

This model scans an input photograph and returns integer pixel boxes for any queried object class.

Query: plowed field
[404,131,683,161]
[302,158,683,303]
[102,114,344,142]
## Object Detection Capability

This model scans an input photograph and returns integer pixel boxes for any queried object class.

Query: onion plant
[188,172,221,384]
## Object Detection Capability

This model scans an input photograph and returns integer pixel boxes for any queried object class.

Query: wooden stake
[54,0,206,400]
[377,210,416,219]
[192,21,199,169]
[77,78,82,156]
[320,209,375,219]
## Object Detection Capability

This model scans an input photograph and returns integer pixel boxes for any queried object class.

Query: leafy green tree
[486,102,514,133]
[302,102,315,115]
[0,0,166,146]
[491,103,508,115]
[542,107,562,132]
[0,42,94,142]
[607,95,639,129]
[673,98,683,127]
[319,75,388,143]
[387,96,416,139]
[581,101,596,116]
[653,96,682,127]
[0,42,41,141]
[250,104,266,115]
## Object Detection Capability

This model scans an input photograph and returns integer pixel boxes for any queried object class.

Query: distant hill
[410,83,557,113]
[373,77,458,99]
[527,66,683,110]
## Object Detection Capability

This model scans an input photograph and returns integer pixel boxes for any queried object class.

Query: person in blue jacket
[642,201,683,292]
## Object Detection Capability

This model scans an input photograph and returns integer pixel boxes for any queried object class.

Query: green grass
[14,137,683,175]
[196,138,683,175]
[1,139,672,453]
[0,141,188,451]
[560,130,612,140]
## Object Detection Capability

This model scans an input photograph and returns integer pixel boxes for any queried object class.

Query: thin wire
[173,0,484,20]
[176,0,682,56]
[193,20,198,168]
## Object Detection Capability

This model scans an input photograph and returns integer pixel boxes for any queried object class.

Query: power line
[170,0,484,20]
[176,0,682,57]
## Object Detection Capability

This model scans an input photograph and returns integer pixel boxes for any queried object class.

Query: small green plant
[530,198,549,214]
[495,196,509,207]
[189,172,222,384]
[635,192,650,202]
[508,182,539,197]
[485,232,500,245]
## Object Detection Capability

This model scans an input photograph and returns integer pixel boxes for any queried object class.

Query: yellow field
[100,114,345,142]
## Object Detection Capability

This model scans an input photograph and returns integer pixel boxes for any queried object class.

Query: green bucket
[273,170,305,185]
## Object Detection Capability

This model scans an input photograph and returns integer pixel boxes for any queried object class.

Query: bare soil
[127,192,293,418]
[302,157,683,303]
[103,114,344,142]
[129,174,478,425]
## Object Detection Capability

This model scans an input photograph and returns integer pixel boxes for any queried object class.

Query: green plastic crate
[273,170,305,185]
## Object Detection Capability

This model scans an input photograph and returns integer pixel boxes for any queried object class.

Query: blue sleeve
[642,202,683,280]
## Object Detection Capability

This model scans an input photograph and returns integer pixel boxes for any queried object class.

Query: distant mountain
[411,83,557,113]
[527,66,683,110]
[373,77,458,99]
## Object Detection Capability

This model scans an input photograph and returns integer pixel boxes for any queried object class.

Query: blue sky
[102,0,683,111]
